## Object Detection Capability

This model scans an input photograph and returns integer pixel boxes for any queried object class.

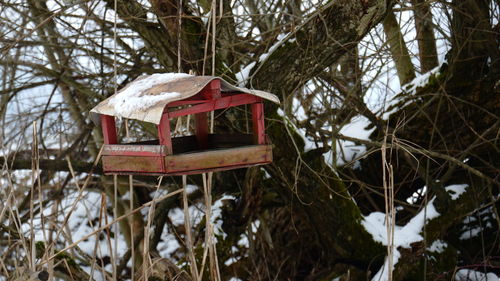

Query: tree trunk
[411,0,439,73]
[382,11,416,85]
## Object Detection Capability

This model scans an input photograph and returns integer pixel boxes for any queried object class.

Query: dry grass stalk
[203,172,221,281]
[140,176,164,281]
[41,187,185,269]
[129,174,136,279]
[182,175,199,280]
[113,174,119,280]
[382,129,396,281]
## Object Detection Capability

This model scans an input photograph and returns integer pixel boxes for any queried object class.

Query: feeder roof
[90,73,279,125]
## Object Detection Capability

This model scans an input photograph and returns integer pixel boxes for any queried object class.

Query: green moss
[35,241,79,267]
[35,241,46,258]
[55,251,78,266]
[404,83,414,91]
[428,244,458,278]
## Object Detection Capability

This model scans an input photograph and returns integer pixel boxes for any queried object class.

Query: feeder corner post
[195,79,221,149]
[101,114,118,144]
[202,79,221,100]
[158,113,173,154]
[251,101,266,145]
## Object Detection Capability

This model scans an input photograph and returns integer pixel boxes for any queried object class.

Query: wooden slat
[166,92,250,107]
[103,144,166,156]
[167,99,206,107]
[167,94,261,118]
[165,145,272,173]
[102,155,165,173]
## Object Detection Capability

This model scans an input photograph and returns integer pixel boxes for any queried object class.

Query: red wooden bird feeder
[90,74,279,176]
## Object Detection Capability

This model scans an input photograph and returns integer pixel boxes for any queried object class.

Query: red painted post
[251,102,266,144]
[101,115,118,144]
[158,113,173,154]
[202,79,221,100]
[167,94,260,118]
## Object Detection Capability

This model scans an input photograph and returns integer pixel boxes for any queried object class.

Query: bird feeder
[90,74,279,176]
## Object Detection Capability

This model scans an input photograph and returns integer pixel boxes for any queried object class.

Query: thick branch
[382,11,416,84]
[411,0,439,72]
[0,157,100,174]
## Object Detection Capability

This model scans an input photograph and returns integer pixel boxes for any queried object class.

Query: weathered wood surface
[102,155,165,174]
[166,145,272,174]
[167,94,261,118]
[158,113,173,154]
[103,144,272,176]
[165,145,272,173]
[251,102,265,144]
[100,114,117,144]
[103,144,167,156]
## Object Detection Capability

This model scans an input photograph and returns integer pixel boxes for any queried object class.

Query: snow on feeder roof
[90,73,280,125]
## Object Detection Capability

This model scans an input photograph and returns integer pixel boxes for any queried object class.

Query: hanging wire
[209,0,217,132]
[201,11,212,76]
[197,2,222,280]
[112,174,118,280]
[129,175,135,278]
[211,0,216,76]
[112,0,118,279]
[205,2,222,280]
[177,0,183,72]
